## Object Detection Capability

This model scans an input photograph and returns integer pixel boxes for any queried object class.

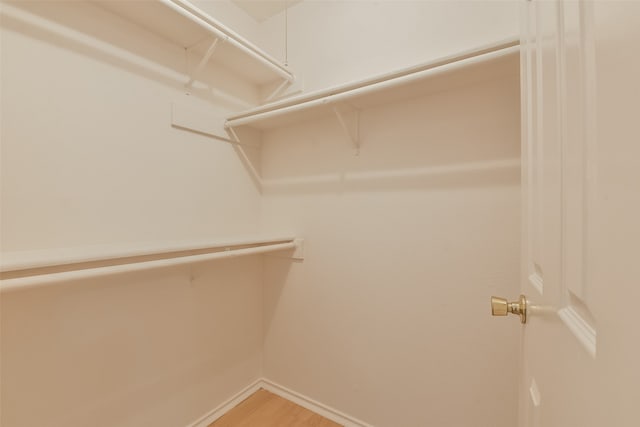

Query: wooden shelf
[225,39,519,131]
[96,0,293,87]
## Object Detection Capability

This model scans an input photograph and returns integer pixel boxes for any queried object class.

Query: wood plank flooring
[209,389,342,427]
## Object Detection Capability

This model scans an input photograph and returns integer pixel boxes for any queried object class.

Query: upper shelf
[225,39,520,130]
[95,0,294,87]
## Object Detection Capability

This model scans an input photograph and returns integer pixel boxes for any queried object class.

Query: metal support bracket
[263,78,293,103]
[332,104,361,155]
[185,37,220,90]
[226,125,263,190]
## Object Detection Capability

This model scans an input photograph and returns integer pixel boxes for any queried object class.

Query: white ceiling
[231,0,302,22]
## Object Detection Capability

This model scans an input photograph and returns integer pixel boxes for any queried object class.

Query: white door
[517,1,640,426]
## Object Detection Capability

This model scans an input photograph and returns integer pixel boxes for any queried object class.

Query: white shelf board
[0,235,296,273]
[226,39,520,130]
[95,0,292,86]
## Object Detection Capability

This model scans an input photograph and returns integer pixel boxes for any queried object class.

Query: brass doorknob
[491,295,527,324]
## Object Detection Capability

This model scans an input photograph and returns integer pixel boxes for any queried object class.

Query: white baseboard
[186,379,263,427]
[186,377,373,427]
[259,378,374,427]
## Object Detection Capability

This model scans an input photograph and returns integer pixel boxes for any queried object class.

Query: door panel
[520,1,640,426]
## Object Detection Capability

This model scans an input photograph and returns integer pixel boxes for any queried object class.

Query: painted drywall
[0,1,263,251]
[258,0,520,92]
[254,4,522,424]
[2,1,522,426]
[0,259,264,427]
[259,74,522,425]
[1,2,264,426]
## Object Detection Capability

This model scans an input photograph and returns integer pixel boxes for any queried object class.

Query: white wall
[1,259,263,427]
[259,72,521,426]
[2,1,522,426]
[254,3,522,425]
[258,0,519,92]
[1,2,264,426]
[0,1,263,250]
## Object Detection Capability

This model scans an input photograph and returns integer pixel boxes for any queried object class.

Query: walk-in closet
[2,1,639,426]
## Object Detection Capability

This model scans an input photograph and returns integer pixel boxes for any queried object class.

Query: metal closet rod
[0,239,297,292]
[160,0,294,83]
[225,41,519,128]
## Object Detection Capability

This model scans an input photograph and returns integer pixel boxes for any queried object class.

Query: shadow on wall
[261,253,297,333]
[1,1,256,109]
[260,158,520,195]
[255,73,521,195]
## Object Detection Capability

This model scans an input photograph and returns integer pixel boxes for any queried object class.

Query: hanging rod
[160,0,294,83]
[225,39,519,128]
[0,237,300,292]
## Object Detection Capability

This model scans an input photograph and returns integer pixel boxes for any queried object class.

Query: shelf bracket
[226,125,263,190]
[263,78,293,103]
[333,105,361,155]
[185,37,220,90]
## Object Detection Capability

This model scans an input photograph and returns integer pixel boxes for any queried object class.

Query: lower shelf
[0,236,302,292]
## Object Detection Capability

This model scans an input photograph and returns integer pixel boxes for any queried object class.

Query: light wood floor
[209,389,342,427]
